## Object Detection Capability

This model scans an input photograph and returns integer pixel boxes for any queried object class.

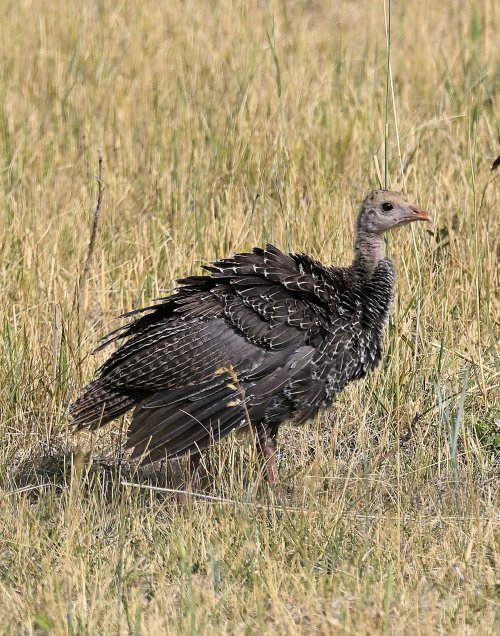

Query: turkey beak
[409,205,432,223]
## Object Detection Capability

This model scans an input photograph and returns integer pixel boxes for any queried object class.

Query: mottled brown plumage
[70,190,431,481]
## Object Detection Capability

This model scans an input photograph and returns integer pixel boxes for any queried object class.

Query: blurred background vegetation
[0,1,498,633]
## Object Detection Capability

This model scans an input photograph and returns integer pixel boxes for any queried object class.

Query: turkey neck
[352,231,386,277]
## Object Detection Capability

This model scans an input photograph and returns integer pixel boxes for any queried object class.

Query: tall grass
[0,0,498,633]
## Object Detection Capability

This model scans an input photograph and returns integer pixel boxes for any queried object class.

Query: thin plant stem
[383,0,392,190]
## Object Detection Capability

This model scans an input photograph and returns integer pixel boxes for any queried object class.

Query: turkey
[70,190,431,483]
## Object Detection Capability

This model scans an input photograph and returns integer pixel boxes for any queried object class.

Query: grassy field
[0,0,498,633]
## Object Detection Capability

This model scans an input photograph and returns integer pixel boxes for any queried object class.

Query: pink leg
[177,452,201,504]
[261,437,279,485]
[186,452,201,482]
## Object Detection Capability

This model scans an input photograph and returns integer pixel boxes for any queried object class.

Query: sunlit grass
[0,0,498,633]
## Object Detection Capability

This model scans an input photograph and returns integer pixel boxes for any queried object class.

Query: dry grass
[0,0,498,633]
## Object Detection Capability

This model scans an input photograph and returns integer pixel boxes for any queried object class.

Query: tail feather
[69,381,138,430]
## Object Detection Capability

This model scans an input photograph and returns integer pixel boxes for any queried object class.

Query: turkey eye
[382,202,393,212]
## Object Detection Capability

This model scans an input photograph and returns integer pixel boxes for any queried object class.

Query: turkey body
[70,244,395,463]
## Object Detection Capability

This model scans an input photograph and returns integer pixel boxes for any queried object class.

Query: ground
[0,1,498,634]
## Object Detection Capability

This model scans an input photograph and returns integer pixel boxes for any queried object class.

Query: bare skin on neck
[353,231,386,275]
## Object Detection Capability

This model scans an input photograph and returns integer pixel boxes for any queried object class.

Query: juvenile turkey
[70,190,431,482]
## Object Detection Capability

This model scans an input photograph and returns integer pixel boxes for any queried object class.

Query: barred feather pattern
[69,244,395,462]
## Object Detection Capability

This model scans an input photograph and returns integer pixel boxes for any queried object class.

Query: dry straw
[0,0,498,633]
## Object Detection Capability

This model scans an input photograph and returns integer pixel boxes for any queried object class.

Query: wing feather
[70,242,351,463]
